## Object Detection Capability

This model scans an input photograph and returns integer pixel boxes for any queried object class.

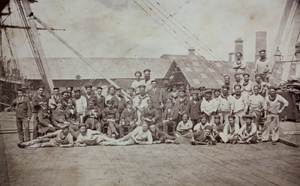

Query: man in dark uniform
[102,100,120,138]
[12,88,32,143]
[112,88,127,115]
[147,80,161,113]
[84,84,96,102]
[96,86,105,112]
[32,86,48,139]
[142,99,160,126]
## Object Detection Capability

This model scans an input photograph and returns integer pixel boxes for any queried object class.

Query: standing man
[143,69,154,92]
[73,89,87,123]
[48,87,61,110]
[242,73,253,96]
[95,86,105,112]
[230,84,248,126]
[248,85,265,132]
[12,88,32,143]
[217,85,232,124]
[233,52,246,74]
[84,84,96,102]
[201,90,218,123]
[132,85,150,126]
[32,86,47,139]
[232,73,244,94]
[112,88,127,115]
[262,86,289,144]
[186,92,202,126]
[159,79,170,111]
[147,80,161,113]
[252,73,270,97]
[254,50,272,82]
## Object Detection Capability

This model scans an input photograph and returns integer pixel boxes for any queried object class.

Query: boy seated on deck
[76,123,114,147]
[18,124,74,148]
[191,125,216,146]
[212,115,225,142]
[193,114,211,132]
[237,115,258,144]
[110,123,153,146]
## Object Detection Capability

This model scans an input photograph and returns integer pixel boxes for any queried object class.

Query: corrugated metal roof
[161,54,255,89]
[18,57,171,80]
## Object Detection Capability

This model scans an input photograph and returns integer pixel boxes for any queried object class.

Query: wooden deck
[0,114,300,186]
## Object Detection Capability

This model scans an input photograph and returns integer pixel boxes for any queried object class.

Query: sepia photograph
[0,0,300,185]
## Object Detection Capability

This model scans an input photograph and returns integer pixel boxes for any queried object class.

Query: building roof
[161,54,254,89]
[18,57,171,80]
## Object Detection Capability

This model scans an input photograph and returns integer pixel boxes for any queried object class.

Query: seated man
[119,100,137,138]
[37,101,56,135]
[18,124,73,148]
[193,115,211,132]
[76,124,114,147]
[102,100,120,138]
[212,115,225,142]
[52,100,70,129]
[85,108,101,131]
[191,125,216,145]
[110,123,153,146]
[157,98,179,134]
[219,115,240,144]
[237,115,258,144]
[175,113,193,137]
[142,99,160,126]
[149,124,175,144]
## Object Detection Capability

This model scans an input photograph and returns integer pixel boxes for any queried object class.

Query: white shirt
[201,98,218,116]
[230,92,248,113]
[248,94,264,112]
[264,94,289,114]
[75,96,87,115]
[217,95,232,112]
[255,58,271,74]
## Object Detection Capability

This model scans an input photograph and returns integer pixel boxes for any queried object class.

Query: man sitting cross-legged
[118,100,138,137]
[237,115,258,144]
[110,123,152,146]
[18,124,74,148]
[76,124,115,147]
[149,124,176,144]
[219,115,240,144]
[175,113,193,138]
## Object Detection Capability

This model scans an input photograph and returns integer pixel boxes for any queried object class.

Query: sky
[3,0,287,62]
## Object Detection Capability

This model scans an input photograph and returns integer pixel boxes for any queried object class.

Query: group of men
[12,50,290,148]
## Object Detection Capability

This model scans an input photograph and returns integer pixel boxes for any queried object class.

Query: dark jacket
[186,100,202,120]
[162,106,179,121]
[147,88,161,109]
[32,94,48,113]
[111,95,127,115]
[120,108,138,123]
[96,94,106,111]
[142,107,160,122]
[11,96,32,119]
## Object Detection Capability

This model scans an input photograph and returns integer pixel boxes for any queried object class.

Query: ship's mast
[20,0,54,91]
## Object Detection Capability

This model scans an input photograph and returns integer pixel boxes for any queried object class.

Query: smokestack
[228,52,234,62]
[255,31,267,61]
[188,48,195,55]
[235,38,243,56]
